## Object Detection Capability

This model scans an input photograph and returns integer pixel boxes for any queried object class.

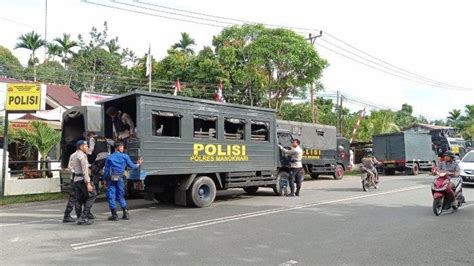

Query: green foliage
[171,32,196,55]
[0,45,23,78]
[11,121,61,160]
[448,105,474,142]
[54,33,78,67]
[14,31,45,67]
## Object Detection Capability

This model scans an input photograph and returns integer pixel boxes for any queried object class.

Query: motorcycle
[431,171,465,216]
[359,166,378,192]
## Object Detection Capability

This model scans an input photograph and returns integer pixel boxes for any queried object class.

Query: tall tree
[447,109,462,126]
[14,31,45,81]
[54,33,78,68]
[172,32,196,55]
[0,46,23,78]
[46,43,61,62]
[247,28,327,110]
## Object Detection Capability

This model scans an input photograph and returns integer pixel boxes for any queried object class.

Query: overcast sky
[1,0,473,120]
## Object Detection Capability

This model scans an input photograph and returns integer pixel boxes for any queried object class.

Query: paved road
[1,174,473,265]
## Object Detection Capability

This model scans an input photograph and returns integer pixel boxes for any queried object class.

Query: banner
[81,92,113,106]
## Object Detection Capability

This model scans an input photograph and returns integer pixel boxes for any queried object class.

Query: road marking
[0,218,58,228]
[279,260,299,265]
[71,184,427,250]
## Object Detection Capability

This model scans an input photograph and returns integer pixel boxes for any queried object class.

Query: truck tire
[187,176,216,208]
[273,171,289,196]
[310,173,319,179]
[243,186,259,194]
[384,168,396,176]
[407,164,419,176]
[333,165,344,180]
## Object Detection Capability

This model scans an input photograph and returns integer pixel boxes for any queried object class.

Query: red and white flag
[215,81,223,102]
[173,78,181,96]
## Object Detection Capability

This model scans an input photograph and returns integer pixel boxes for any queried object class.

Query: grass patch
[0,192,69,206]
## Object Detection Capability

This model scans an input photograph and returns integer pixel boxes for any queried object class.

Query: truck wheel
[384,168,396,176]
[243,186,259,195]
[187,176,216,208]
[407,164,419,176]
[273,171,289,196]
[310,173,319,179]
[333,165,344,180]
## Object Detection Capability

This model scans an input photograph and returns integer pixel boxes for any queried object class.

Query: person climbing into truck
[279,139,304,197]
[104,141,144,221]
[106,107,135,145]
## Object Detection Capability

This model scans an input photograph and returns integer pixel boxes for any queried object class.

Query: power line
[82,1,472,92]
[315,42,469,91]
[318,38,471,91]
[324,32,473,91]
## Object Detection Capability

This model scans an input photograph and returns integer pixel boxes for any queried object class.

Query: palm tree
[448,109,462,126]
[14,31,46,81]
[46,43,61,62]
[106,39,121,55]
[54,33,78,68]
[12,121,61,178]
[172,32,196,55]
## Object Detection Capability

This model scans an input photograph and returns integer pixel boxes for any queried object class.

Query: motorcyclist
[360,149,380,184]
[438,151,464,206]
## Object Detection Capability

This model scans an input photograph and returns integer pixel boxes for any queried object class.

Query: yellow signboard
[5,83,42,111]
[303,149,321,159]
[190,143,249,162]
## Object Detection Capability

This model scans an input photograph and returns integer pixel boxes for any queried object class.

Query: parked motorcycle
[360,166,378,191]
[431,171,465,216]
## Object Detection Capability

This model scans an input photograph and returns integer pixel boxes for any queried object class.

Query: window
[224,118,245,140]
[278,133,293,148]
[316,129,325,136]
[251,121,270,142]
[152,111,181,137]
[194,115,217,139]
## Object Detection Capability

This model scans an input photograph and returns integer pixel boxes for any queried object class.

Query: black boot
[122,209,130,220]
[87,213,95,219]
[108,209,119,221]
[295,184,301,196]
[62,214,76,223]
[77,215,94,225]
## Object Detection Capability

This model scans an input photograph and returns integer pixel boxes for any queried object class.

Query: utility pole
[44,0,48,59]
[336,90,340,136]
[307,31,323,124]
[340,94,344,136]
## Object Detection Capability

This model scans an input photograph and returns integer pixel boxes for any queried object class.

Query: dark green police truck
[277,120,350,180]
[97,91,291,207]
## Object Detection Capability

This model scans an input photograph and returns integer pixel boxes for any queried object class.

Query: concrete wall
[5,176,61,196]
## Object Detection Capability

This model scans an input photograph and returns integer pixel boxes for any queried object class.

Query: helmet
[444,151,455,158]
[363,148,373,157]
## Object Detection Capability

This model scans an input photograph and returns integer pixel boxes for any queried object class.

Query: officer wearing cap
[69,140,96,225]
[104,141,143,221]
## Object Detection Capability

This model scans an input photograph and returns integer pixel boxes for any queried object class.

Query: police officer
[279,139,304,197]
[104,142,143,221]
[62,180,80,223]
[69,140,97,225]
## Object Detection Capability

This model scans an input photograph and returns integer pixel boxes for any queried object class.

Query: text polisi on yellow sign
[5,83,44,111]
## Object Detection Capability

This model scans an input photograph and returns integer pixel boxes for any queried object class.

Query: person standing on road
[104,142,143,221]
[279,139,304,197]
[69,140,96,225]
[62,178,80,223]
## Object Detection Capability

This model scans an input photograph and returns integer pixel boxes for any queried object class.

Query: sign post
[1,83,45,198]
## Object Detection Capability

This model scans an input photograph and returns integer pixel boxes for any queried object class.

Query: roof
[0,77,81,107]
[97,90,277,113]
[403,123,454,131]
